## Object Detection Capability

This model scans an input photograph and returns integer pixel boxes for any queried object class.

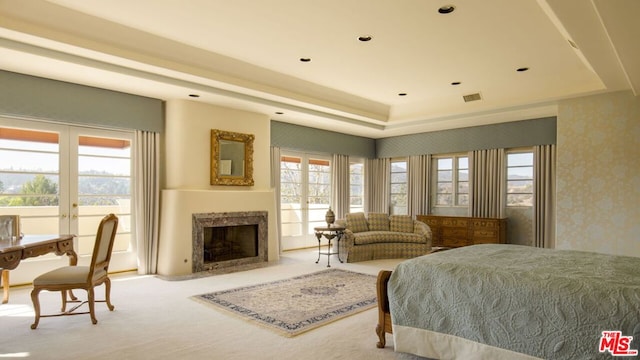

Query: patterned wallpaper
[556,91,640,256]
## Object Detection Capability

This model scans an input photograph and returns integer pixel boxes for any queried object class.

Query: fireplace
[192,211,268,273]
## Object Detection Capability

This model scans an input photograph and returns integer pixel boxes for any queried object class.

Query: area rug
[191,268,378,337]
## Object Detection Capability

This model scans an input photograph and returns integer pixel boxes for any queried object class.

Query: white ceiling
[0,0,638,138]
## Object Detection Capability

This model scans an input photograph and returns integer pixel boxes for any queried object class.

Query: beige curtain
[534,144,556,248]
[470,148,506,218]
[270,147,282,253]
[133,130,160,274]
[331,154,350,220]
[364,158,390,213]
[407,154,431,218]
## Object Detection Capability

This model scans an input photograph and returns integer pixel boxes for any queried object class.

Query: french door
[280,152,331,250]
[0,117,136,276]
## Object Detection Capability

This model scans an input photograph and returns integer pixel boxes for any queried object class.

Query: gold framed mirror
[210,129,254,186]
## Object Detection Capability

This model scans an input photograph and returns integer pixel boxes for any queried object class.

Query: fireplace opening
[192,211,268,273]
[203,225,258,263]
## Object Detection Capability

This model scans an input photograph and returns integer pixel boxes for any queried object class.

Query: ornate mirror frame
[210,129,254,186]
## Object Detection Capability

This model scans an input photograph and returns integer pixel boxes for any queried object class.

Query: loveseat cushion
[353,231,425,245]
[390,215,414,233]
[367,213,390,231]
[346,212,368,233]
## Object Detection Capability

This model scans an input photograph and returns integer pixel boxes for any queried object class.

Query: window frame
[432,153,469,208]
[506,149,534,207]
[390,158,408,215]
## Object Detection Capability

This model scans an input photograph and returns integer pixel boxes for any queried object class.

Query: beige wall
[157,100,278,276]
[162,100,271,190]
[556,91,640,256]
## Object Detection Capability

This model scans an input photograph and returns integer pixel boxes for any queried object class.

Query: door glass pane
[0,127,60,235]
[307,158,330,231]
[280,156,302,237]
[76,135,132,255]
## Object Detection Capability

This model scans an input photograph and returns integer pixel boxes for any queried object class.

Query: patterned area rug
[191,268,378,337]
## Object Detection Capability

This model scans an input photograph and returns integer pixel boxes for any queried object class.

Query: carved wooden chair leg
[60,289,68,312]
[30,288,42,330]
[88,288,97,324]
[104,278,115,311]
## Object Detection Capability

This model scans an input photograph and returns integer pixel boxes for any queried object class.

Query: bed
[376,244,640,359]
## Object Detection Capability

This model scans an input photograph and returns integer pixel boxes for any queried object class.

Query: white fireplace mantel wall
[157,100,278,276]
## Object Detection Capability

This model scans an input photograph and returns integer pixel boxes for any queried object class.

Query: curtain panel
[270,147,282,253]
[407,155,431,218]
[470,148,506,218]
[133,130,160,274]
[534,144,556,248]
[364,158,390,214]
[331,154,350,220]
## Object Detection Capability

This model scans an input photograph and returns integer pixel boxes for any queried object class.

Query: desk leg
[1,270,8,304]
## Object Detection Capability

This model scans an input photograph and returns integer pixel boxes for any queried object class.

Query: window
[349,160,364,213]
[435,155,468,206]
[507,152,533,206]
[390,160,407,215]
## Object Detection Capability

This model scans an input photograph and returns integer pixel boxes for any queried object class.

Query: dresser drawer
[442,218,468,227]
[472,220,500,229]
[443,228,468,238]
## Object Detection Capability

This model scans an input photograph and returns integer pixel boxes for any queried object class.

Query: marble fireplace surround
[192,211,268,273]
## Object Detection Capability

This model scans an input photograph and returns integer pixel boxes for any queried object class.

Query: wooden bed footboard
[376,270,393,348]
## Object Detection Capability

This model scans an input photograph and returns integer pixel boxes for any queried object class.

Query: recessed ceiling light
[300,58,312,62]
[451,81,461,85]
[438,5,455,14]
[188,94,200,98]
[398,93,407,96]
[358,35,373,42]
[516,67,530,72]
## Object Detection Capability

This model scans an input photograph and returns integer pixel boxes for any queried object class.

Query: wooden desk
[0,234,76,304]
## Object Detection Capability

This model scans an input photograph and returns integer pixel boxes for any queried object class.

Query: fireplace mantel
[157,189,279,276]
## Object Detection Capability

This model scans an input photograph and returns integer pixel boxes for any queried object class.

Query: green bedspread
[388,244,640,359]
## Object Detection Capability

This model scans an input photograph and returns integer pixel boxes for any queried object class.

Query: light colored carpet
[0,249,426,360]
[192,268,378,337]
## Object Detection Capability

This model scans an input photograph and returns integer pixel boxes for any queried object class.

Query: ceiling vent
[463,93,482,102]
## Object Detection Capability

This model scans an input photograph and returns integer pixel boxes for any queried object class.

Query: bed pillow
[346,212,368,233]
[367,213,390,231]
[390,215,414,233]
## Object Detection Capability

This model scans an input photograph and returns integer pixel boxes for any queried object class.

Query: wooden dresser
[416,215,507,248]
